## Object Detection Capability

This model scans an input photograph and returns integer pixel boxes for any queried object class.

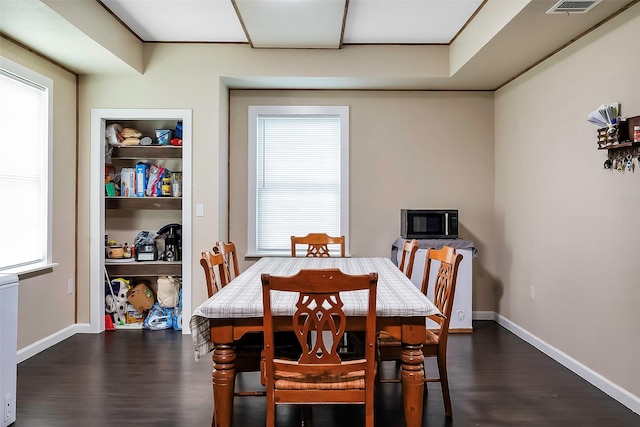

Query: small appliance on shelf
[401,209,458,239]
[133,231,158,262]
[157,223,182,262]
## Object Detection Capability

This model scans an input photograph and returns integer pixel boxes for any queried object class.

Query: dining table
[190,256,441,427]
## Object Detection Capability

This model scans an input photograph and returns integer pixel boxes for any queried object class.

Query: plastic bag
[157,276,180,308]
[173,289,182,330]
[143,303,174,330]
[145,164,166,197]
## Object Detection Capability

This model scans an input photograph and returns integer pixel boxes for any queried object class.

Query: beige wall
[77,43,488,320]
[7,0,639,405]
[494,3,640,396]
[0,36,77,349]
[229,90,495,312]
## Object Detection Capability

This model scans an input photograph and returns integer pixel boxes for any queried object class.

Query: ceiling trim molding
[231,0,253,48]
[338,0,350,49]
[450,0,488,45]
[96,0,143,43]
[0,32,77,76]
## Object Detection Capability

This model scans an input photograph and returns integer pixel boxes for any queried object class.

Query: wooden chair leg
[365,383,374,427]
[266,391,276,427]
[437,354,452,418]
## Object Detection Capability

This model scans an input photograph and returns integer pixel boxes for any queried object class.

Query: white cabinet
[90,109,192,334]
[393,239,474,332]
[0,273,18,426]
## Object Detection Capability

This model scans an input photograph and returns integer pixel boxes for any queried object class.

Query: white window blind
[248,106,349,256]
[0,59,51,271]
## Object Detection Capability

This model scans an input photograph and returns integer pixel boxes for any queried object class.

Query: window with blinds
[248,106,349,256]
[0,58,52,272]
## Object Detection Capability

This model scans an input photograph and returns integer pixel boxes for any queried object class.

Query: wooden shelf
[596,115,640,150]
[106,197,181,210]
[111,146,182,159]
[597,141,639,150]
[105,261,182,277]
[114,323,144,330]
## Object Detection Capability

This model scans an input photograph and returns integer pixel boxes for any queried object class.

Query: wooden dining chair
[398,239,419,279]
[291,233,345,258]
[199,250,264,395]
[200,249,302,404]
[378,246,463,418]
[290,232,364,357]
[199,250,227,297]
[261,269,378,427]
[213,240,240,283]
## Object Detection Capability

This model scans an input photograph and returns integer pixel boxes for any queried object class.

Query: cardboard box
[125,304,145,324]
[120,167,136,197]
[135,162,149,197]
[127,283,155,313]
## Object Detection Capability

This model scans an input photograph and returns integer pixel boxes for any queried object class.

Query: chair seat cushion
[274,368,367,390]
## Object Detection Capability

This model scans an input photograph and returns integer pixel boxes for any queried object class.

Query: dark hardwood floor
[15,321,639,426]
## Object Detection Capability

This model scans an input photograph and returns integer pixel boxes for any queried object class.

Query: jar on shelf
[634,126,640,143]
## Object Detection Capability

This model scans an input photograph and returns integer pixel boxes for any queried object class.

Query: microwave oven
[401,209,458,239]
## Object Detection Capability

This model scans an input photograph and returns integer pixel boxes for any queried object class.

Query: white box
[0,273,18,426]
[135,163,149,197]
[120,168,136,197]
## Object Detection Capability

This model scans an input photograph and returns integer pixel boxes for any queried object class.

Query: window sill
[1,262,59,280]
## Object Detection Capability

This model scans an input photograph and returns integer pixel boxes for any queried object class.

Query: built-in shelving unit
[105,131,183,279]
[90,108,192,334]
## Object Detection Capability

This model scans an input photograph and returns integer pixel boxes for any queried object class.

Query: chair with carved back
[213,240,240,284]
[398,239,419,279]
[377,246,463,418]
[261,268,378,427]
[291,233,345,258]
[291,232,363,356]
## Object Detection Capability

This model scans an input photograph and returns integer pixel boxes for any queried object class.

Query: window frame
[247,105,349,257]
[0,57,54,274]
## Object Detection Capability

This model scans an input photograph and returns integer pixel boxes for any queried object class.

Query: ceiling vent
[546,0,602,14]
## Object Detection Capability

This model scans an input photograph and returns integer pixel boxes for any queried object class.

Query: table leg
[400,343,425,427]
[212,343,236,427]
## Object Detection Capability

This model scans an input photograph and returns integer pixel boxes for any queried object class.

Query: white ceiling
[0,0,636,89]
[100,0,484,47]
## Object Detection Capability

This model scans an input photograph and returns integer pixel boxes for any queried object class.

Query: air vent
[546,0,602,14]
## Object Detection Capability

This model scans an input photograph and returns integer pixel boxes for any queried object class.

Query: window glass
[248,106,349,256]
[0,58,52,271]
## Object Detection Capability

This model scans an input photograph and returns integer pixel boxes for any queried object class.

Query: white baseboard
[73,322,95,334]
[17,323,91,363]
[494,313,640,415]
[472,310,496,321]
